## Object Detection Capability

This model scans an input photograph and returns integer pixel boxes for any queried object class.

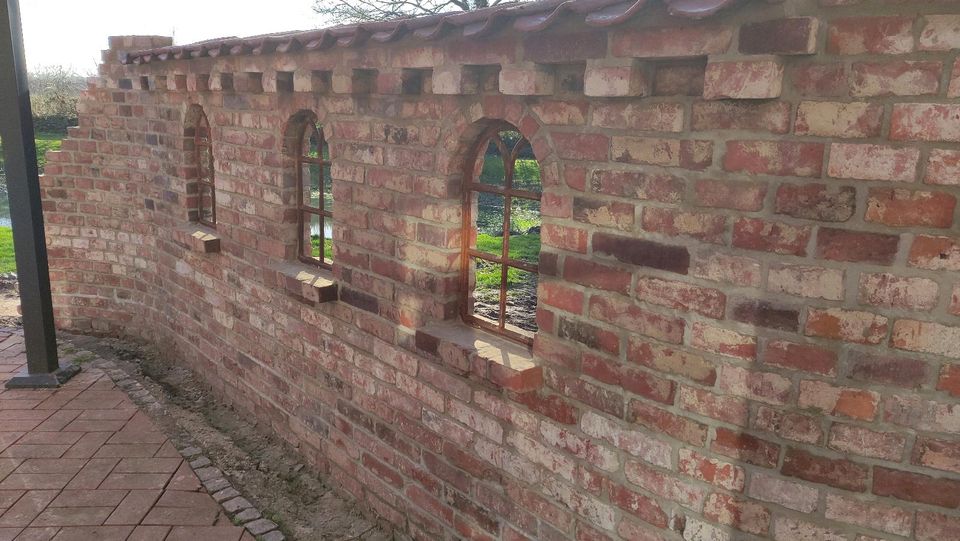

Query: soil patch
[63,332,396,541]
[0,276,22,327]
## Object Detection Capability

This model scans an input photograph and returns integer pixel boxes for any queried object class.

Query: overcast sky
[20,0,327,74]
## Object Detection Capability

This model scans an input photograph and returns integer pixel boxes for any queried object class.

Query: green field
[0,227,15,274]
[0,132,63,173]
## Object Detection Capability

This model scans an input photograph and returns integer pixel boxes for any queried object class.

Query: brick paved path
[0,330,252,540]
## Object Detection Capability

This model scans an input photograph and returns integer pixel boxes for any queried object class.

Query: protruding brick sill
[269,261,338,304]
[415,321,542,393]
[173,224,221,254]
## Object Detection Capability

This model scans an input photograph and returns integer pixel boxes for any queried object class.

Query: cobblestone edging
[81,354,287,541]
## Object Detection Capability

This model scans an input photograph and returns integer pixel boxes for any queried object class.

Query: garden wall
[41,0,960,539]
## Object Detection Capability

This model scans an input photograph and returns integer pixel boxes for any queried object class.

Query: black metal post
[0,0,78,388]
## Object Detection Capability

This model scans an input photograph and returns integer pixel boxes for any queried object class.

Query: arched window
[192,109,215,226]
[461,124,542,345]
[297,121,333,268]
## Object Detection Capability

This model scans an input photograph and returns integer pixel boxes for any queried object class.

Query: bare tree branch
[312,0,522,24]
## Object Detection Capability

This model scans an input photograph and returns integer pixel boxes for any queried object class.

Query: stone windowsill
[415,320,543,393]
[174,223,221,254]
[269,260,338,304]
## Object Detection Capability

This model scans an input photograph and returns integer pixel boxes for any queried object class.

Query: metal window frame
[459,123,541,346]
[296,121,332,269]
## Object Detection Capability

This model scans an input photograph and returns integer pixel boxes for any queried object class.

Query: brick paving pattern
[0,330,253,540]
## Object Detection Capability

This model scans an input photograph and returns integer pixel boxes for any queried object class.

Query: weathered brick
[733,218,811,256]
[827,143,919,182]
[917,512,960,541]
[589,170,683,203]
[712,428,780,468]
[892,320,960,359]
[611,137,712,170]
[628,338,716,386]
[703,493,770,536]
[691,101,790,134]
[693,179,767,211]
[828,424,905,461]
[624,460,705,510]
[827,16,914,54]
[572,197,635,230]
[926,149,960,185]
[914,436,960,474]
[731,300,800,332]
[691,322,756,361]
[866,188,956,228]
[690,250,761,288]
[634,276,725,319]
[679,387,749,426]
[611,26,733,58]
[794,101,882,138]
[641,208,726,244]
[939,363,960,397]
[816,227,899,265]
[768,264,844,301]
[628,400,708,446]
[824,494,913,537]
[678,448,744,492]
[562,257,630,295]
[591,102,683,132]
[798,379,880,420]
[724,140,823,177]
[589,294,684,345]
[552,133,609,161]
[848,351,929,389]
[851,61,941,97]
[703,58,783,99]
[909,235,960,271]
[790,63,848,96]
[891,103,960,142]
[754,407,822,445]
[805,308,888,346]
[858,272,939,311]
[919,14,960,51]
[717,365,792,405]
[747,473,818,513]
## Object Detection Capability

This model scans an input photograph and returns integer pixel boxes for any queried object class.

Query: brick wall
[43,1,960,539]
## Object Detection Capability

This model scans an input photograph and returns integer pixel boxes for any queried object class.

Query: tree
[312,0,508,24]
[28,65,86,133]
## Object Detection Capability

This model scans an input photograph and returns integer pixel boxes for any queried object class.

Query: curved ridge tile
[665,0,739,18]
[585,0,649,26]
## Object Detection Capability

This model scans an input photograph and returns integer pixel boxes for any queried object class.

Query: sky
[20,0,328,74]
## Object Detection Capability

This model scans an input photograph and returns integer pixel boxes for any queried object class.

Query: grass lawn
[474,232,540,288]
[0,227,16,274]
[0,132,63,173]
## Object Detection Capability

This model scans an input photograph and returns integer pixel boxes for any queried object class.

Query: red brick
[768,264,844,301]
[739,17,819,55]
[891,103,960,142]
[629,401,707,446]
[628,338,716,386]
[717,365,792,405]
[754,407,823,445]
[691,101,790,134]
[747,474,817,513]
[611,25,733,58]
[634,276,725,319]
[703,493,770,536]
[828,424,905,461]
[914,436,960,474]
[641,208,726,244]
[762,340,837,376]
[774,183,855,222]
[848,351,929,389]
[858,272,939,311]
[795,101,882,138]
[828,143,919,182]
[588,170,683,203]
[552,133,609,161]
[892,320,960,359]
[919,14,960,51]
[790,63,848,96]
[781,448,868,492]
[805,308,888,346]
[562,257,630,295]
[693,179,766,211]
[909,235,960,271]
[917,512,960,541]
[588,294,684,345]
[539,282,584,314]
[731,300,799,332]
[851,61,941,97]
[866,188,956,228]
[703,58,783,100]
[733,218,811,256]
[592,233,689,275]
[873,466,960,508]
[572,197,634,230]
[938,364,960,397]
[798,380,880,420]
[541,223,588,253]
[825,494,913,538]
[690,251,761,288]
[926,149,960,185]
[724,140,824,177]
[557,317,620,356]
[816,227,899,265]
[591,102,683,132]
[611,137,712,170]
[607,483,666,528]
[827,16,915,54]
[652,61,705,96]
[691,322,756,361]
[712,428,780,468]
[679,387,749,426]
[678,449,744,492]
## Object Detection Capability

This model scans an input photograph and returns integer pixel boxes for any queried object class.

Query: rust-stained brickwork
[42,0,960,539]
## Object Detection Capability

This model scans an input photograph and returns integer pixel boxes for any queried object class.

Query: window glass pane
[470,257,502,325]
[301,163,322,208]
[505,267,538,334]
[478,136,506,188]
[198,184,214,224]
[301,123,320,158]
[323,218,334,266]
[302,212,323,261]
[473,192,505,258]
[322,138,330,161]
[323,163,334,212]
[508,197,541,265]
[512,143,541,194]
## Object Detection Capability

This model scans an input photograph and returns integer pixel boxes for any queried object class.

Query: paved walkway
[0,330,253,541]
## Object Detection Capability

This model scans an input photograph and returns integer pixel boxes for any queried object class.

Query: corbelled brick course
[40,1,960,540]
